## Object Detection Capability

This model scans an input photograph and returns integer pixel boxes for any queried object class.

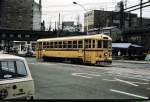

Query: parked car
[0,54,35,99]
[25,50,36,57]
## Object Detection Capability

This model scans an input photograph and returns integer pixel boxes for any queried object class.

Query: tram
[36,34,112,65]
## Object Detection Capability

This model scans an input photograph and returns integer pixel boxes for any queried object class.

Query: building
[137,17,150,27]
[33,0,42,31]
[62,21,82,32]
[0,0,42,52]
[101,27,122,42]
[0,0,42,30]
[84,10,138,33]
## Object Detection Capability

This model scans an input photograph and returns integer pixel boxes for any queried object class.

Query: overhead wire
[42,2,117,8]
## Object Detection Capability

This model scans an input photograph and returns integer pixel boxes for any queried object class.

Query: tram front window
[103,40,108,48]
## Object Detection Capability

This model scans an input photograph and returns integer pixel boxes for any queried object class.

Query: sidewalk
[113,59,150,64]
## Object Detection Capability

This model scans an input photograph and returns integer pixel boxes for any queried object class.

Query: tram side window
[103,40,108,48]
[78,40,83,48]
[88,40,91,48]
[98,40,102,48]
[54,42,57,48]
[47,42,50,48]
[43,42,46,49]
[50,42,53,48]
[73,41,77,48]
[93,40,95,48]
[85,39,91,48]
[85,40,88,48]
[63,41,67,48]
[108,41,112,48]
[58,41,62,48]
[39,42,42,49]
[68,41,72,48]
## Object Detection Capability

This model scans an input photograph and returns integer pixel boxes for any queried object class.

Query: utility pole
[124,0,128,9]
[57,13,61,37]
[120,1,124,30]
[140,0,143,27]
[58,13,60,30]
[119,1,124,42]
[55,21,57,30]
[76,15,80,32]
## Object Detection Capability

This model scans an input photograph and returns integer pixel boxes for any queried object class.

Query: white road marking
[102,79,116,82]
[85,73,101,77]
[72,73,101,79]
[132,82,149,85]
[115,78,139,87]
[103,78,148,86]
[146,88,150,90]
[72,73,92,79]
[116,74,150,82]
[29,62,56,65]
[110,89,148,99]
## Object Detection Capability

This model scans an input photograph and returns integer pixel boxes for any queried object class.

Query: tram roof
[37,34,111,42]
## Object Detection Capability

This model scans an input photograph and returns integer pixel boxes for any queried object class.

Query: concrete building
[137,17,150,27]
[0,0,42,52]
[0,0,42,30]
[33,0,42,31]
[62,21,82,32]
[84,10,138,33]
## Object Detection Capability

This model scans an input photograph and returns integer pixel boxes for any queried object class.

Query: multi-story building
[62,21,82,32]
[84,10,138,33]
[0,0,41,30]
[0,0,42,52]
[137,17,150,27]
[33,0,42,31]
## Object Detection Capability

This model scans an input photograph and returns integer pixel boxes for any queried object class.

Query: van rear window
[0,60,27,80]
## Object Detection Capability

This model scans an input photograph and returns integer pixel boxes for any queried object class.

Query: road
[26,57,150,99]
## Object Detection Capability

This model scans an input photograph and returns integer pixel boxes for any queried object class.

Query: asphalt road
[26,57,150,99]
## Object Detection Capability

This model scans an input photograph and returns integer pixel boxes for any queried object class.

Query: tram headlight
[42,50,45,52]
[104,52,108,56]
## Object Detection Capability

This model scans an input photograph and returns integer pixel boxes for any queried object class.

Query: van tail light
[0,89,8,99]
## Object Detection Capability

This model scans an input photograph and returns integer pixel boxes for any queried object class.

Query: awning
[145,54,150,61]
[130,44,143,48]
[112,43,143,49]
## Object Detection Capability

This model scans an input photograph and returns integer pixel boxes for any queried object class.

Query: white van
[0,54,35,99]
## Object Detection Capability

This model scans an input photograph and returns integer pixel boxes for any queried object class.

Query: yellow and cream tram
[36,34,112,65]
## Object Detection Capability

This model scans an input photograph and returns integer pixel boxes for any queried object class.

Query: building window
[2,34,6,38]
[19,15,23,21]
[25,34,30,38]
[10,34,14,38]
[18,34,21,38]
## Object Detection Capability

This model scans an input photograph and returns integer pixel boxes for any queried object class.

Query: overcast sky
[35,0,150,30]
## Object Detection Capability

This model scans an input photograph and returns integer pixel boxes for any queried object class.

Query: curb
[113,60,150,64]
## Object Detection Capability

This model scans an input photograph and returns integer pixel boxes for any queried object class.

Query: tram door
[84,39,91,63]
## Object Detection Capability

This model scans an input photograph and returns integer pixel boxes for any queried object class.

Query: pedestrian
[118,50,121,56]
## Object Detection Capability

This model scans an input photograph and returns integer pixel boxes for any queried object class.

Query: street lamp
[73,1,89,35]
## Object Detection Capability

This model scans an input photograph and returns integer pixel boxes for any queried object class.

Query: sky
[35,0,150,30]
